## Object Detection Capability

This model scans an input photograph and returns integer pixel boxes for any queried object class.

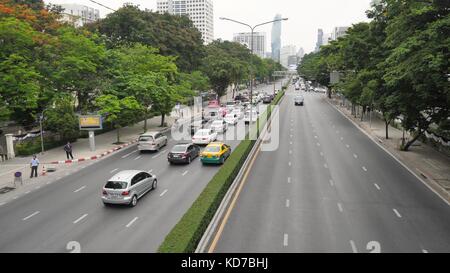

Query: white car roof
[109,170,143,182]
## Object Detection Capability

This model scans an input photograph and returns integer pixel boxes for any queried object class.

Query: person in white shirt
[30,155,40,178]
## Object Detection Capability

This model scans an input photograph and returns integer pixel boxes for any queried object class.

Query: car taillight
[102,190,107,195]
[122,191,130,196]
[182,153,188,158]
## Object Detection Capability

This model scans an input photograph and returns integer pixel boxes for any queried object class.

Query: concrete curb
[326,99,450,206]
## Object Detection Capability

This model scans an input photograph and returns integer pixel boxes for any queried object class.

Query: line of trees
[298,0,449,151]
[0,0,283,144]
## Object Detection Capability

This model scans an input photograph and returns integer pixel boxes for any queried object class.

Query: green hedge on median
[158,88,286,253]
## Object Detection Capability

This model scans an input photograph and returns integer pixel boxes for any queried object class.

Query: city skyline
[46,0,372,53]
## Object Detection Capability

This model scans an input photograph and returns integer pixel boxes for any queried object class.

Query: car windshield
[205,146,221,153]
[172,145,188,153]
[139,136,154,142]
[105,181,128,189]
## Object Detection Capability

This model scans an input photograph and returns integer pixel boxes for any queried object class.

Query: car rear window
[139,136,154,142]
[205,146,221,153]
[172,145,188,153]
[105,181,128,189]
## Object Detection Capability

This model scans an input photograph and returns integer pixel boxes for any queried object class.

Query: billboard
[79,115,102,131]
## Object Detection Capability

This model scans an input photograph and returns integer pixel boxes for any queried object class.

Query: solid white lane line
[337,203,344,213]
[122,150,138,159]
[73,214,88,224]
[23,211,40,221]
[126,217,139,228]
[160,189,168,197]
[362,166,368,172]
[182,171,189,176]
[350,240,358,253]
[74,186,86,193]
[283,234,289,247]
[353,154,358,159]
[393,209,402,218]
[286,199,290,208]
[287,177,291,184]
[110,168,119,173]
[374,183,381,191]
[330,179,335,187]
[134,156,142,161]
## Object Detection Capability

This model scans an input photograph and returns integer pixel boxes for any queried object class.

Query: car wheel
[130,195,138,207]
[152,179,157,190]
[220,156,225,164]
[188,156,192,164]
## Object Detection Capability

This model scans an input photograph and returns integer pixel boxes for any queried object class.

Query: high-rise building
[59,3,100,27]
[280,45,297,68]
[271,14,282,62]
[233,32,266,59]
[297,47,305,59]
[315,29,324,52]
[157,0,214,44]
[332,26,350,40]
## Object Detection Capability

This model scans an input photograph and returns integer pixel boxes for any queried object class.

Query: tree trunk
[143,110,148,133]
[361,106,366,121]
[385,120,390,139]
[402,130,423,151]
[160,113,165,127]
[116,127,120,144]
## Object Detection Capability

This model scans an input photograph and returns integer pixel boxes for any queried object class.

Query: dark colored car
[168,143,200,164]
[263,96,272,104]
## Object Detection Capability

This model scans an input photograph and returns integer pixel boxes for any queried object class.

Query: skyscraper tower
[271,14,282,62]
[315,28,324,52]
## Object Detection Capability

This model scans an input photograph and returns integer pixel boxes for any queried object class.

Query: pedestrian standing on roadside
[30,155,39,178]
[0,145,5,162]
[64,142,74,160]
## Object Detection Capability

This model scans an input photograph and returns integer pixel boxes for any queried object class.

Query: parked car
[294,95,304,106]
[138,131,168,152]
[192,129,217,145]
[211,119,228,133]
[102,170,157,207]
[224,113,239,125]
[244,110,259,124]
[168,143,200,164]
[200,142,232,165]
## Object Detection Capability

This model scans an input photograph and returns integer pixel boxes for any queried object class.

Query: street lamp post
[39,109,50,154]
[220,17,288,138]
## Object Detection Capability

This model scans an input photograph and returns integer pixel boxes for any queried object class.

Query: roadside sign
[79,115,103,131]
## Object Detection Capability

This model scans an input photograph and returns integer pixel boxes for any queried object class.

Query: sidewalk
[328,95,450,201]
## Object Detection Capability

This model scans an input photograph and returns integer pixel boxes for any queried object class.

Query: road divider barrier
[158,84,288,253]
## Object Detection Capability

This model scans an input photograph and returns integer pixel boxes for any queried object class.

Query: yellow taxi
[200,142,232,165]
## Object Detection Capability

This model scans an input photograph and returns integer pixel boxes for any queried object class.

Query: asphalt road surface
[213,86,450,253]
[0,90,270,253]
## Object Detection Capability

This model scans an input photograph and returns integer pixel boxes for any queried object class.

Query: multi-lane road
[0,87,271,253]
[211,86,450,253]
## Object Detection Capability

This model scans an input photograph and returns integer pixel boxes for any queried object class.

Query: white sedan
[192,129,218,145]
[231,108,244,119]
[211,120,229,133]
[224,114,239,125]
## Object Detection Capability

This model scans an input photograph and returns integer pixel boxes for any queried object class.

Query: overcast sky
[45,0,373,53]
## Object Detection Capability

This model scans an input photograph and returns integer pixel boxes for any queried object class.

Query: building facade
[59,3,100,27]
[332,26,350,40]
[157,0,214,44]
[315,28,323,52]
[233,32,267,59]
[280,45,297,68]
[271,14,282,62]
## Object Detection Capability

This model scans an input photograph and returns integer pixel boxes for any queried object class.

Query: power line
[88,0,116,12]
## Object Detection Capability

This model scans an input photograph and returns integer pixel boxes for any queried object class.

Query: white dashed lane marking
[126,217,139,228]
[353,154,358,159]
[122,150,138,159]
[374,184,381,191]
[110,168,118,173]
[74,186,86,193]
[286,200,290,208]
[393,209,402,218]
[287,177,291,184]
[182,171,189,176]
[337,203,344,213]
[283,234,289,247]
[330,180,335,187]
[350,240,358,253]
[362,167,368,172]
[160,189,168,197]
[23,211,40,221]
[73,214,88,224]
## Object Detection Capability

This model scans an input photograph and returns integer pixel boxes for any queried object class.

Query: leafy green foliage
[43,95,78,141]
